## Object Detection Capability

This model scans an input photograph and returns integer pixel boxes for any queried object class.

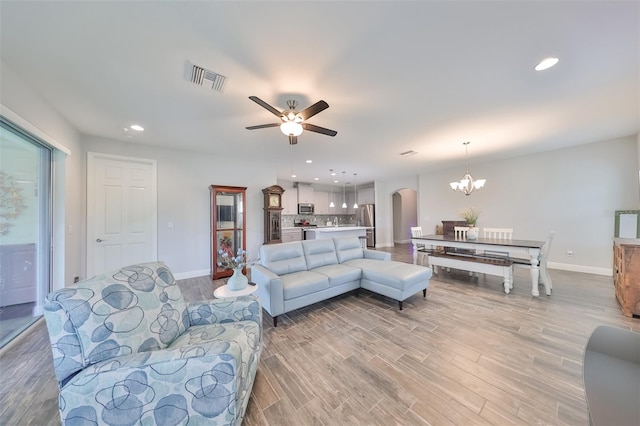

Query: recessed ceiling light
[535,57,559,71]
[314,177,319,180]
[306,160,312,164]
[291,174,296,178]
[130,124,144,131]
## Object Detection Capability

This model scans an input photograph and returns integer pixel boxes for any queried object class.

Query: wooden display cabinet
[613,238,640,317]
[210,185,246,279]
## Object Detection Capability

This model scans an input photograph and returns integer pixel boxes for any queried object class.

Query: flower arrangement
[217,247,247,270]
[459,207,480,226]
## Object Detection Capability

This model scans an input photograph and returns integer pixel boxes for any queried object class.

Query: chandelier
[449,141,486,195]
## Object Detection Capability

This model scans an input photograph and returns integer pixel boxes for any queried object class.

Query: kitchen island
[304,226,371,240]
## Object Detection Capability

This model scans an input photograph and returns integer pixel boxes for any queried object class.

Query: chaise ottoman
[342,258,432,309]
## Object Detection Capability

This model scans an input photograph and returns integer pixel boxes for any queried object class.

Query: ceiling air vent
[190,64,227,92]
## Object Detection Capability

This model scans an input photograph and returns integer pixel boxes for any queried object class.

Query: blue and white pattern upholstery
[43,261,262,425]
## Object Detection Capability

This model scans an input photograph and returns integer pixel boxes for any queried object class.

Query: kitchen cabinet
[314,191,329,214]
[282,228,303,243]
[281,183,297,214]
[613,238,640,317]
[358,187,375,204]
[297,184,314,203]
[346,191,356,214]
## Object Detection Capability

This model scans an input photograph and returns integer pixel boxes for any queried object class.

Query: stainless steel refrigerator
[356,204,375,247]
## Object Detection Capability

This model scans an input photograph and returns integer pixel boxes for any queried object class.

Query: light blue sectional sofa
[43,261,262,426]
[252,236,432,326]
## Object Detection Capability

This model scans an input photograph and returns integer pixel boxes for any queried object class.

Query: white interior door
[87,153,157,277]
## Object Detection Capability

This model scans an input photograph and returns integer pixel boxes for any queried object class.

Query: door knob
[96,238,105,243]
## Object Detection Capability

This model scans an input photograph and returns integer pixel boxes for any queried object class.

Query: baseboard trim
[548,262,612,277]
[174,269,209,280]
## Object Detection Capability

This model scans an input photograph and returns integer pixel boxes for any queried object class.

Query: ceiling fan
[246,96,337,145]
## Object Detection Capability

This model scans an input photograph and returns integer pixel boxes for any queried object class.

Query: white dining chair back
[483,227,513,240]
[454,226,469,239]
[410,226,424,238]
[410,226,429,266]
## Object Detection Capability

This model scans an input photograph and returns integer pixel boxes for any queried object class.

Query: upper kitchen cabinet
[314,191,329,214]
[358,187,375,204]
[297,183,314,203]
[281,183,297,214]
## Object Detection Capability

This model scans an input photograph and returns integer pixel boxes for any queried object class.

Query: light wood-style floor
[1,244,638,425]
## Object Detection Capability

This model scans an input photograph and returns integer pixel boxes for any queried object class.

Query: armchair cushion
[44,262,189,383]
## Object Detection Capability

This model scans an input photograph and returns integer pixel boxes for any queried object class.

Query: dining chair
[513,231,555,291]
[454,226,469,239]
[483,227,513,240]
[452,226,475,274]
[410,226,429,265]
[482,227,514,257]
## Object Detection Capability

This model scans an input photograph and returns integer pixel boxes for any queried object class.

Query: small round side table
[214,282,258,298]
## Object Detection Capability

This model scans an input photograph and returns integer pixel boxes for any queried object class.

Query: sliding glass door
[0,118,51,348]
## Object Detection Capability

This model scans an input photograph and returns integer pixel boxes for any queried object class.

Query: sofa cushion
[344,259,430,291]
[281,271,329,300]
[260,241,308,275]
[333,236,364,263]
[310,264,362,287]
[302,239,339,269]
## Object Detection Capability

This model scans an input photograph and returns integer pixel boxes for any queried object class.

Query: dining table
[412,234,550,296]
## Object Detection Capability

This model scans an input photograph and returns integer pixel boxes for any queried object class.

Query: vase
[467,227,479,240]
[227,267,248,291]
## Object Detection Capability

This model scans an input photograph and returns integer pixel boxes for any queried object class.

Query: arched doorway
[392,188,417,244]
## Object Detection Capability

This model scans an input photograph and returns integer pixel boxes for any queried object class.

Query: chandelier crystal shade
[449,141,486,196]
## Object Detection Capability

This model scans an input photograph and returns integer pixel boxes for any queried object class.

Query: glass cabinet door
[210,185,246,279]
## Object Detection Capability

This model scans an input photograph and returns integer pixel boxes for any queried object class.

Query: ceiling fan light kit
[246,96,337,145]
[450,141,486,196]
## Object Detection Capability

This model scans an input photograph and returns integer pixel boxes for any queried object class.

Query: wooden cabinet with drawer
[613,238,640,317]
[282,228,303,243]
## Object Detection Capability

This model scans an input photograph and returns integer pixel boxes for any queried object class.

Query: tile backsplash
[283,214,355,227]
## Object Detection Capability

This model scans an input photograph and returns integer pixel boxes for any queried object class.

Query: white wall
[393,189,417,243]
[416,135,638,275]
[1,61,83,288]
[82,136,277,278]
[374,175,419,247]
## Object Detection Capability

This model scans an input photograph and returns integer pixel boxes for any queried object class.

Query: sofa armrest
[188,295,261,326]
[363,249,391,261]
[251,264,284,317]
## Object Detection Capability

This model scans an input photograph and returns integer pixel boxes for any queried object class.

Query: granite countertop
[308,226,372,232]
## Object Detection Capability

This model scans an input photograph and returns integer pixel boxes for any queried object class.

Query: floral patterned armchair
[43,261,262,425]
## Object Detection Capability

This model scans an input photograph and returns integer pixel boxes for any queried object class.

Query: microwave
[298,203,314,214]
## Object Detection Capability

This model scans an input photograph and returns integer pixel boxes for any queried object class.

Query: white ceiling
[1,1,638,186]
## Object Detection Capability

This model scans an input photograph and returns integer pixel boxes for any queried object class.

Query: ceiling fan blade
[302,123,337,137]
[298,100,329,120]
[289,135,298,145]
[249,96,282,117]
[246,123,280,130]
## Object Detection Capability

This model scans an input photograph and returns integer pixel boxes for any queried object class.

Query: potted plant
[459,207,480,239]
[217,247,248,290]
